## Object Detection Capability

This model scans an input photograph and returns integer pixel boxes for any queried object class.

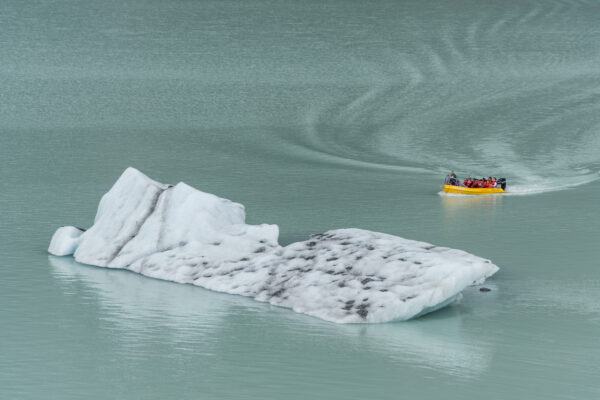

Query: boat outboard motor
[497,178,506,190]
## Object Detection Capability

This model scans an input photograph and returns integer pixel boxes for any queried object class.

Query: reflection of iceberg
[49,256,492,377]
[49,167,498,323]
[49,256,237,336]
[337,317,493,377]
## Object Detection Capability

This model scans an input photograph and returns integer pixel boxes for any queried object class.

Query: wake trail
[505,172,600,196]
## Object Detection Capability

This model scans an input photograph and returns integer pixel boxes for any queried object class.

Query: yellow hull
[442,185,504,195]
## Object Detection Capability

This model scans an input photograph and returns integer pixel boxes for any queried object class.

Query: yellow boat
[442,185,505,195]
[442,176,506,195]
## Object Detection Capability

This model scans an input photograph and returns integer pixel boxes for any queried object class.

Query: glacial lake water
[1,0,599,398]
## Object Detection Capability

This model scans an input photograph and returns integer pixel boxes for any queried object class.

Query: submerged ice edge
[49,167,499,323]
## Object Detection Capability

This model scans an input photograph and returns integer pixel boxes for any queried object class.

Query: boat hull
[442,185,504,195]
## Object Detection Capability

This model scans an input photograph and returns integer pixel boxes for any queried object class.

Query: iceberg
[49,167,499,323]
[48,226,85,256]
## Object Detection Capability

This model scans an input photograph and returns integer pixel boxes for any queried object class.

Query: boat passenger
[448,171,459,186]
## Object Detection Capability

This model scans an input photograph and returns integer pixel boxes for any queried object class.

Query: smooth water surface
[1,0,599,398]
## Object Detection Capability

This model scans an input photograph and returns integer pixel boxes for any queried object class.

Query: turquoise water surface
[1,0,600,398]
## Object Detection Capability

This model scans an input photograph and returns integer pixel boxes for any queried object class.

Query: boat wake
[504,172,600,196]
[265,2,600,197]
[438,172,599,197]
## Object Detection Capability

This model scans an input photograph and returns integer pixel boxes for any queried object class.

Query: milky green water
[2,0,600,398]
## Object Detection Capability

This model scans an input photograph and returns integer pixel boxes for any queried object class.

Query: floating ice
[48,167,498,323]
[48,226,85,256]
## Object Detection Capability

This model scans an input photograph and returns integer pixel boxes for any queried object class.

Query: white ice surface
[48,226,84,256]
[49,167,499,323]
